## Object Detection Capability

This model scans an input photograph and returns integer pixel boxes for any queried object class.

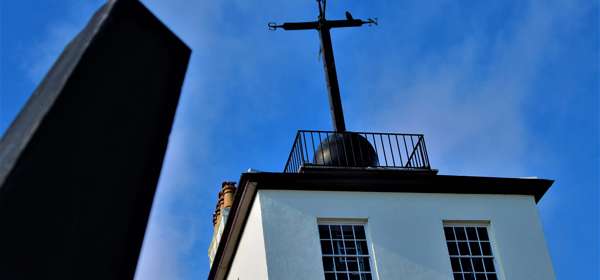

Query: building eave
[207,170,553,280]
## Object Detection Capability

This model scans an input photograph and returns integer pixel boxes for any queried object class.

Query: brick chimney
[208,181,237,266]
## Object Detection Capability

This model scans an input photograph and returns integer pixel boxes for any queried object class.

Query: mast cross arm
[268,18,376,31]
[269,21,318,31]
[326,18,377,28]
[267,1,378,132]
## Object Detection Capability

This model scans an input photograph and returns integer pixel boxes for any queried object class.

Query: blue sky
[1,0,598,279]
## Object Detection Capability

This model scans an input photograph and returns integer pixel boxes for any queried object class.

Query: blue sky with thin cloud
[1,0,598,279]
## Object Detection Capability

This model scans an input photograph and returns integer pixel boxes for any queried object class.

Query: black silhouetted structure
[0,0,190,279]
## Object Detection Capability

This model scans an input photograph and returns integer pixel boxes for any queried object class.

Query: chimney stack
[208,181,237,265]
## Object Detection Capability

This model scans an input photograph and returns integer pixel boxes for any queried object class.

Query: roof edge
[208,171,553,280]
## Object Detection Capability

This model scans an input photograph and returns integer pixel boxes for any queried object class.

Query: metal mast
[269,0,377,132]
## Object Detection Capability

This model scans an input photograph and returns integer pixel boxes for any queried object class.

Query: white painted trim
[442,220,506,280]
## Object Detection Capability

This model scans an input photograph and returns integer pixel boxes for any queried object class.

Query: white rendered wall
[226,192,269,280]
[256,190,554,280]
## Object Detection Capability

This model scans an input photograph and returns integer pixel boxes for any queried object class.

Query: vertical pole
[318,25,347,132]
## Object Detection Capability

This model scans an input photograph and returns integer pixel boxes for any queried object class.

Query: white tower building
[207,132,554,280]
[207,2,554,279]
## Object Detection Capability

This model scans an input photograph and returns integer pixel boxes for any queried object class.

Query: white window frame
[442,221,504,280]
[316,218,378,280]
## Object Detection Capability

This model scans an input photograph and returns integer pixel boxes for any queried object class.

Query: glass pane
[458,242,471,255]
[323,257,334,271]
[324,273,336,280]
[450,257,462,272]
[356,241,369,255]
[447,241,459,255]
[358,257,371,272]
[472,258,484,272]
[480,242,492,256]
[466,227,478,240]
[487,273,498,280]
[319,225,331,239]
[360,273,372,280]
[336,273,348,280]
[331,225,344,239]
[464,273,475,280]
[477,227,489,241]
[337,273,349,280]
[334,257,348,272]
[348,272,361,280]
[455,227,467,240]
[342,225,354,239]
[470,242,481,256]
[333,240,346,255]
[321,240,333,254]
[354,225,366,239]
[460,258,473,272]
[346,257,359,271]
[345,240,357,255]
[444,227,456,240]
[453,273,464,280]
[475,273,487,280]
[483,258,496,272]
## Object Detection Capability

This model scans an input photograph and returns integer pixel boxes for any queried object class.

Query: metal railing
[284,130,431,173]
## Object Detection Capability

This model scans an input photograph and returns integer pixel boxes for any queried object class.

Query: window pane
[458,242,470,255]
[466,227,478,240]
[358,257,371,272]
[349,272,361,280]
[324,273,336,280]
[472,257,484,272]
[455,227,467,240]
[333,240,345,255]
[460,258,473,272]
[487,274,498,280]
[342,225,354,239]
[469,242,481,256]
[360,273,372,280]
[345,240,357,255]
[331,225,343,239]
[334,257,348,272]
[475,273,487,280]
[477,227,489,241]
[354,225,366,239]
[337,273,349,280]
[483,258,495,272]
[321,240,333,254]
[450,258,462,272]
[444,227,456,240]
[480,242,492,256]
[356,241,369,255]
[323,257,334,271]
[346,257,359,271]
[453,273,464,280]
[464,273,475,280]
[450,257,462,272]
[447,241,459,255]
[319,225,331,239]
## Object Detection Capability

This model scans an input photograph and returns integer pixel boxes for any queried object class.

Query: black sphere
[313,133,378,167]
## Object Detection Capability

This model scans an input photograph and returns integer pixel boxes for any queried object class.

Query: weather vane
[269,0,377,132]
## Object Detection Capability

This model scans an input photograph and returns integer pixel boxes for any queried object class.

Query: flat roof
[208,169,553,280]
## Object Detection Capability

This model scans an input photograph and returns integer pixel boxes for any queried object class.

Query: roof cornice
[208,170,553,280]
